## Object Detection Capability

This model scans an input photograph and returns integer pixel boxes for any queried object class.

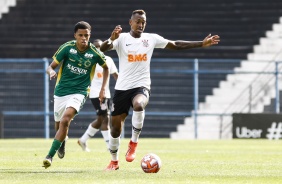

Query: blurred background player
[78,39,118,152]
[43,22,109,169]
[100,9,220,170]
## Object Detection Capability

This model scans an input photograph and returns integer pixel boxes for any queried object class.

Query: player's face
[74,29,91,50]
[129,14,146,38]
[94,40,102,50]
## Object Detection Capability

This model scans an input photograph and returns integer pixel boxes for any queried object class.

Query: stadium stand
[171,17,282,139]
[1,0,281,59]
[1,0,282,138]
[0,0,16,19]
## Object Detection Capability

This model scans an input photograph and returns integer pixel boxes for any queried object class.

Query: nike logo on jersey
[126,44,132,46]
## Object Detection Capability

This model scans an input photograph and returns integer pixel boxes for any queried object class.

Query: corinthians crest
[142,39,149,47]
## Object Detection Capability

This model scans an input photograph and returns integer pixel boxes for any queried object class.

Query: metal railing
[193,57,282,138]
[1,58,281,139]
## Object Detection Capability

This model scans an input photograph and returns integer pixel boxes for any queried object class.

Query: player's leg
[55,121,59,131]
[55,107,74,159]
[78,120,98,152]
[55,121,69,159]
[42,121,61,169]
[43,107,76,169]
[56,94,87,158]
[105,90,131,171]
[100,99,111,149]
[43,95,66,169]
[105,113,126,171]
[131,94,148,142]
[55,107,76,141]
[126,87,150,162]
[78,98,107,151]
[100,115,110,149]
[43,94,86,169]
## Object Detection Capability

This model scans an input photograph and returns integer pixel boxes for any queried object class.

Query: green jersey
[52,40,107,97]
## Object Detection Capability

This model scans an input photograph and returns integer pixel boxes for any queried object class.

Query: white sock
[131,110,145,143]
[101,130,110,149]
[109,134,120,161]
[80,123,99,143]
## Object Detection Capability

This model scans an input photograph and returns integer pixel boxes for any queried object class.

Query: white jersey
[89,55,118,98]
[112,32,168,90]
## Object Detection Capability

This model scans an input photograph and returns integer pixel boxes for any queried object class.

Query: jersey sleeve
[52,44,68,64]
[152,34,169,49]
[96,51,107,67]
[106,56,118,74]
[112,38,118,50]
[112,33,124,50]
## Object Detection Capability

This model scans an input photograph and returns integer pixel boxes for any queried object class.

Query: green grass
[0,138,282,184]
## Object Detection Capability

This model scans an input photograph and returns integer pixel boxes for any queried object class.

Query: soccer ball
[141,153,162,173]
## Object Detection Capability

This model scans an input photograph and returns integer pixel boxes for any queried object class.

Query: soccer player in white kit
[78,39,118,152]
[100,9,220,170]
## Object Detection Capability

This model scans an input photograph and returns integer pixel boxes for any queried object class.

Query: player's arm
[165,34,220,50]
[99,64,109,103]
[46,60,59,80]
[100,25,122,52]
[100,38,113,52]
[111,72,118,81]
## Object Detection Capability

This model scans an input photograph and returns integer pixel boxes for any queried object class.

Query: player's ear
[129,19,132,26]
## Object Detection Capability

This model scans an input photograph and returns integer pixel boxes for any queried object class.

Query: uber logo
[235,127,262,138]
[232,113,282,139]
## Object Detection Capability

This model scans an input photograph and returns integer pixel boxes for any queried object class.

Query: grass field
[0,138,282,184]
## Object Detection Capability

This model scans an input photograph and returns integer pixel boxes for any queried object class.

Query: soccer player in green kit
[43,21,109,169]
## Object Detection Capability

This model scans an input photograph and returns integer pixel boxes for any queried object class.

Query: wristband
[107,38,113,45]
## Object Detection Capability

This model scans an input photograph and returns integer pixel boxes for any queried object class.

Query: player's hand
[110,25,122,41]
[202,34,220,47]
[99,89,106,104]
[49,70,57,80]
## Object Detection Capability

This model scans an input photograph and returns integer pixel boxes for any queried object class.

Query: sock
[131,110,145,143]
[108,134,120,161]
[101,130,110,149]
[80,123,99,142]
[47,139,62,157]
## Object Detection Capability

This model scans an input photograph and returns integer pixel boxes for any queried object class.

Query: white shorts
[53,94,86,122]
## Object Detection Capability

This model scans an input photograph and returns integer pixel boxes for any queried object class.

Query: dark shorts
[111,87,150,116]
[90,98,111,116]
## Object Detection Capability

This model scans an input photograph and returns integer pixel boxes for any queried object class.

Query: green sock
[47,139,62,157]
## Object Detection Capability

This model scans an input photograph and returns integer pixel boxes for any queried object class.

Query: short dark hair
[74,21,91,33]
[132,9,146,17]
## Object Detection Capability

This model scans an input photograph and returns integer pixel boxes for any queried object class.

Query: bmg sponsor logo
[128,54,147,62]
